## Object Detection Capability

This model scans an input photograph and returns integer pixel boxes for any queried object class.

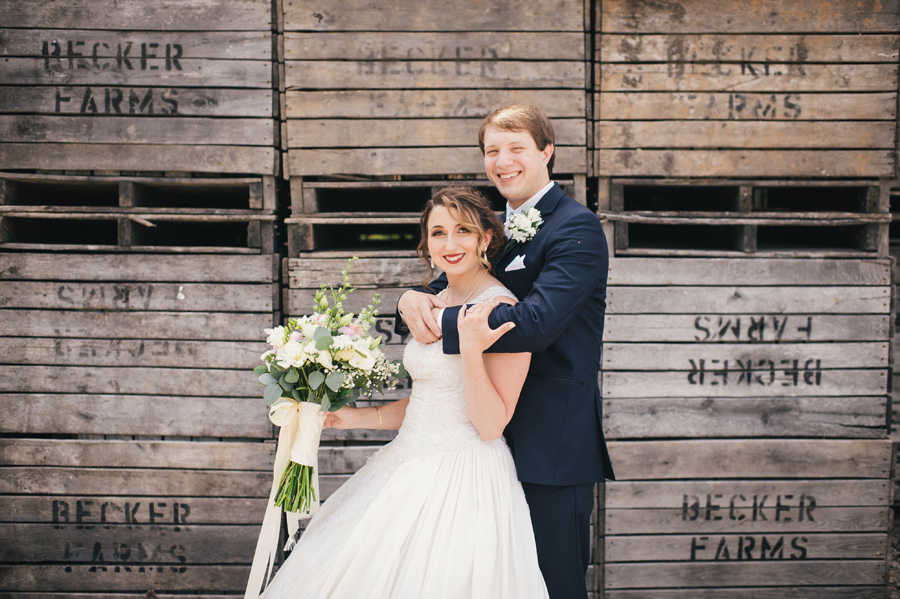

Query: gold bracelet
[375,406,383,430]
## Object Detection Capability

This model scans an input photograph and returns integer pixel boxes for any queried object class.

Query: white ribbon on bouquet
[244,398,327,599]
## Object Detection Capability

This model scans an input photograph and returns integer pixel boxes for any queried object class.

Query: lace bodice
[397,285,516,453]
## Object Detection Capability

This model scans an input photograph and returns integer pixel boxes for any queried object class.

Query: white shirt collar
[505,181,554,221]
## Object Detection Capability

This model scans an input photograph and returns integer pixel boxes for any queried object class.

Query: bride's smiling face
[426,205,491,278]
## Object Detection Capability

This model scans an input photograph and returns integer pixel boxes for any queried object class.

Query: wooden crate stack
[594,0,898,595]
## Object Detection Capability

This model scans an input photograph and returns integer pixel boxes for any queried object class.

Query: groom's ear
[541,143,554,166]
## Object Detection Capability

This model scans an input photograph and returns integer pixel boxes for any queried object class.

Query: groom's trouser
[521,482,594,599]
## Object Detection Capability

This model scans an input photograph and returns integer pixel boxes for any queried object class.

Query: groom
[396,104,613,598]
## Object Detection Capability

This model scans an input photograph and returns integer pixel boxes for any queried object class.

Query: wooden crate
[282,0,589,178]
[602,256,893,596]
[594,0,899,178]
[0,173,278,253]
[0,0,278,175]
[0,251,280,596]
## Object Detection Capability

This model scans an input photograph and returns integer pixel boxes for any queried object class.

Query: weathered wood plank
[0,281,274,311]
[0,440,273,470]
[606,533,886,562]
[0,394,269,437]
[286,287,407,315]
[318,446,381,474]
[0,29,272,59]
[0,564,250,592]
[0,57,272,88]
[0,116,274,146]
[0,523,261,563]
[603,396,889,439]
[607,286,891,314]
[597,91,898,121]
[0,496,267,524]
[0,594,237,599]
[607,258,891,286]
[0,467,270,497]
[603,314,891,343]
[598,34,900,63]
[287,60,585,90]
[0,0,272,30]
[289,146,587,176]
[603,342,889,370]
[0,87,274,117]
[606,479,891,509]
[603,368,888,398]
[605,561,887,588]
[1,309,274,340]
[606,439,893,480]
[288,255,428,288]
[0,253,277,283]
[596,149,896,177]
[0,337,263,369]
[286,31,584,60]
[0,143,277,175]
[284,0,583,31]
[288,118,586,148]
[286,89,585,118]
[599,64,897,92]
[1,365,260,397]
[605,588,886,599]
[599,0,900,33]
[606,506,890,535]
[597,121,895,149]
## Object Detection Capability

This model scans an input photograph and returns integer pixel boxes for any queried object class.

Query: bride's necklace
[448,268,489,305]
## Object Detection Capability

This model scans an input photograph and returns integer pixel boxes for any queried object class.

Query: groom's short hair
[478,104,556,175]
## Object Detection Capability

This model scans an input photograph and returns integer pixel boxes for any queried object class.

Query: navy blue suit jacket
[399,183,614,486]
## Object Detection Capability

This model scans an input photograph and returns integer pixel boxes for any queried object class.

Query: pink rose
[339,322,363,337]
[289,331,302,342]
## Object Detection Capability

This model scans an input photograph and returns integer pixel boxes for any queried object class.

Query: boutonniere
[504,208,543,250]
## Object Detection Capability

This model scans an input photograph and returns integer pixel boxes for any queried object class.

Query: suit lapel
[492,182,565,272]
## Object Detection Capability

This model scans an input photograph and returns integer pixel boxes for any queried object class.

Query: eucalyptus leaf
[291,388,302,401]
[263,383,283,405]
[308,370,325,390]
[258,373,278,386]
[313,326,330,340]
[395,361,408,379]
[320,396,332,412]
[279,373,292,391]
[325,371,344,392]
[252,364,269,376]
[270,363,285,377]
[315,335,334,350]
[285,368,300,384]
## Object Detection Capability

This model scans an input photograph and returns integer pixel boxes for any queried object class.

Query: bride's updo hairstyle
[417,185,505,285]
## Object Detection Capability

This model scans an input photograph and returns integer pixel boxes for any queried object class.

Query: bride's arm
[459,299,531,441]
[324,397,409,430]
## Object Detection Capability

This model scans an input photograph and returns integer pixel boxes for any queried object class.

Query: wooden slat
[0,0,271,30]
[603,314,891,343]
[0,281,274,311]
[286,287,407,316]
[0,496,267,524]
[0,87,275,117]
[603,369,888,398]
[284,0,583,31]
[603,396,889,439]
[607,286,890,314]
[607,258,891,286]
[603,342,889,370]
[288,118,587,148]
[597,92,898,121]
[0,253,277,283]
[599,0,900,33]
[605,588,886,599]
[286,60,586,90]
[286,89,585,118]
[598,34,900,63]
[0,143,277,175]
[289,146,587,176]
[0,116,274,146]
[599,64,897,92]
[605,561,887,589]
[288,256,428,288]
[0,394,270,438]
[0,309,274,340]
[597,121,895,149]
[0,564,250,592]
[285,31,584,60]
[606,479,891,509]
[606,439,893,480]
[606,533,886,562]
[596,149,895,177]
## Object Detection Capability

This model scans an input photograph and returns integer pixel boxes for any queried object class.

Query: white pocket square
[505,254,527,272]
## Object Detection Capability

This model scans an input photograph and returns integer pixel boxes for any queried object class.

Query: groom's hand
[398,290,447,344]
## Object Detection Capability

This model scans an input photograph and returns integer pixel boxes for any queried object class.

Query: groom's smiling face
[482,126,553,209]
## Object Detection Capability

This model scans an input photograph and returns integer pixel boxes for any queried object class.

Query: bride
[257,185,550,598]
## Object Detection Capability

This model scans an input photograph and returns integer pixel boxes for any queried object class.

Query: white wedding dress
[260,286,549,599]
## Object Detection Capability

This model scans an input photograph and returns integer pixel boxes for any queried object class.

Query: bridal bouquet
[253,256,406,516]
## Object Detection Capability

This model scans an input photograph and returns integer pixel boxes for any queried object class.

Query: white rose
[316,350,333,369]
[265,326,286,348]
[349,347,376,371]
[277,340,306,368]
